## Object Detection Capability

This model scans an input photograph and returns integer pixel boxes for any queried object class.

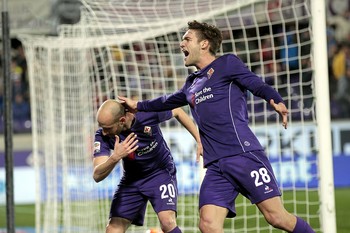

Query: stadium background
[1,0,350,232]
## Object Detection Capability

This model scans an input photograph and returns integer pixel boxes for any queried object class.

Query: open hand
[270,99,288,129]
[118,96,138,113]
[111,133,138,160]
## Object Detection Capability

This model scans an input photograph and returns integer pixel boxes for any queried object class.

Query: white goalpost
[311,0,336,232]
[19,0,336,232]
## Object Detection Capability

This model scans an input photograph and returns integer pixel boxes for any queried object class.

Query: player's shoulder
[210,54,243,71]
[135,111,172,126]
[219,53,241,62]
[94,128,110,142]
[94,128,113,146]
[133,111,158,125]
[135,111,157,121]
[95,128,103,137]
[212,54,243,67]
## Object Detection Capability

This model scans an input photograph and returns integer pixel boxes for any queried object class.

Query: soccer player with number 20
[92,99,202,233]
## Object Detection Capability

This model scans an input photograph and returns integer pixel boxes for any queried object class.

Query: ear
[119,116,126,126]
[200,39,209,49]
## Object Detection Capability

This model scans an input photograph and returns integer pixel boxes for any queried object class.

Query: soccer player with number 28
[119,20,315,233]
[92,99,202,233]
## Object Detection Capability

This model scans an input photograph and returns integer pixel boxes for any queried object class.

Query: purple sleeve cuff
[137,101,144,111]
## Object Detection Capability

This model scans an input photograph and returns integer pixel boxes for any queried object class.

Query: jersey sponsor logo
[94,142,101,153]
[207,67,214,79]
[137,140,158,156]
[244,141,251,146]
[144,126,152,136]
[194,87,214,105]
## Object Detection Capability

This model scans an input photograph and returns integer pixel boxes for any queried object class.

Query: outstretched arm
[269,99,288,129]
[119,90,187,113]
[93,133,138,182]
[172,108,203,162]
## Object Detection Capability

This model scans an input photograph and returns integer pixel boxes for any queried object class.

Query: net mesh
[19,0,321,232]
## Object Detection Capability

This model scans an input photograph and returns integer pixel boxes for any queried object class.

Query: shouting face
[180,29,203,68]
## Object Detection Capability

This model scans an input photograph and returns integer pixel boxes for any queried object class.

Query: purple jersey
[138,54,284,166]
[93,110,174,180]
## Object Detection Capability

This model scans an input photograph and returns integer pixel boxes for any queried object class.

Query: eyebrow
[182,35,192,40]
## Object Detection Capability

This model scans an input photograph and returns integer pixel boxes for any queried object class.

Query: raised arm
[172,108,203,162]
[93,133,138,182]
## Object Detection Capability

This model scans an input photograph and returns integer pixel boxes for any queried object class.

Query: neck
[196,54,216,70]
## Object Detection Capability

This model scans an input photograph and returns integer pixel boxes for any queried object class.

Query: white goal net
[19,0,329,232]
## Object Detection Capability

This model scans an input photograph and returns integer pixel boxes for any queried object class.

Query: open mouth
[183,50,189,57]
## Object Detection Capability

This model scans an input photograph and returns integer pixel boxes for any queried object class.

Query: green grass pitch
[1,188,349,232]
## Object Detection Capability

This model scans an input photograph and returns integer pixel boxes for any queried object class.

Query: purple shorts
[109,167,178,226]
[199,150,281,218]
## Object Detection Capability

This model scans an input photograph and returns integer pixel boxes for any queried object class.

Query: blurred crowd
[0,39,31,133]
[0,7,349,134]
[327,9,350,119]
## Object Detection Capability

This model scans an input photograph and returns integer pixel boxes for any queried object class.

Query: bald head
[96,99,125,127]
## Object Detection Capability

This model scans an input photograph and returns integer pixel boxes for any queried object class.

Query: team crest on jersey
[144,126,152,136]
[94,142,101,153]
[207,68,214,79]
